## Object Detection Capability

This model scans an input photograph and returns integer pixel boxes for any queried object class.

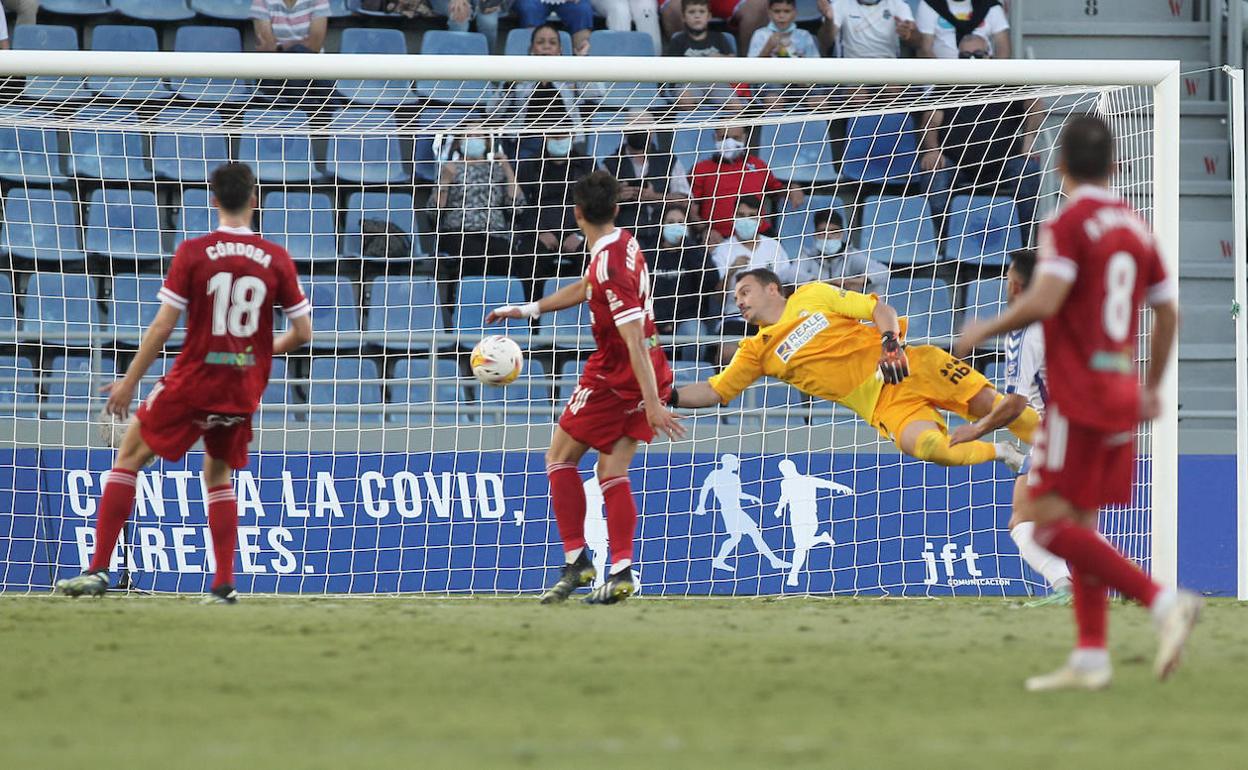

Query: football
[470,335,524,386]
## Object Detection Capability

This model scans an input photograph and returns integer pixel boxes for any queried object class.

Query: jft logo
[921,541,1008,587]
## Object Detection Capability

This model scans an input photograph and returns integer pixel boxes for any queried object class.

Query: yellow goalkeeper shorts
[869,345,992,441]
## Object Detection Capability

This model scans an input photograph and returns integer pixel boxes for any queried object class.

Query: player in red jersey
[487,170,684,604]
[57,163,312,604]
[956,116,1199,690]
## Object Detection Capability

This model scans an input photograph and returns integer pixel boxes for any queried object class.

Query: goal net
[0,53,1179,596]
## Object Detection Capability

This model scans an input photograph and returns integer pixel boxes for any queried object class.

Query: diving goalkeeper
[671,268,1035,469]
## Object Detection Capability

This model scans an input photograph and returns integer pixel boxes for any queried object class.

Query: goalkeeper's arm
[486,278,586,323]
[668,381,725,409]
[872,300,909,385]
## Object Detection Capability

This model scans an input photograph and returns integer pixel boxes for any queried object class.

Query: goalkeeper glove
[878,331,909,385]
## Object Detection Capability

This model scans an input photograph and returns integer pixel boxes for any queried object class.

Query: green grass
[1,595,1244,769]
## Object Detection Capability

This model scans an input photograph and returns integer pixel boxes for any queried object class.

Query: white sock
[610,559,631,575]
[1150,587,1178,623]
[1069,647,1111,671]
[565,547,583,564]
[1011,522,1072,591]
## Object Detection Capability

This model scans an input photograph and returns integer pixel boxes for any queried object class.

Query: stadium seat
[170,26,251,102]
[260,357,295,420]
[884,277,954,342]
[111,0,195,21]
[327,0,352,17]
[43,355,112,419]
[109,273,167,340]
[539,278,591,346]
[839,113,921,186]
[453,277,526,340]
[944,195,1022,266]
[477,359,549,425]
[759,121,836,185]
[177,188,215,241]
[308,357,383,424]
[556,358,583,401]
[1,188,86,263]
[302,276,360,351]
[260,191,339,262]
[325,109,411,184]
[962,278,1009,326]
[13,25,88,100]
[189,0,251,20]
[342,191,423,260]
[669,123,719,171]
[670,360,715,383]
[86,24,173,100]
[0,109,68,185]
[860,194,939,266]
[415,31,492,107]
[237,109,321,184]
[0,273,16,336]
[504,27,572,55]
[151,108,230,182]
[0,354,39,417]
[389,357,462,424]
[41,0,113,14]
[587,30,660,108]
[22,273,99,343]
[751,379,809,426]
[85,188,163,262]
[67,106,152,181]
[365,277,444,350]
[774,194,846,259]
[336,27,416,106]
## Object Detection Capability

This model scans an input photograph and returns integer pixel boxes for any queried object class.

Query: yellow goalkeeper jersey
[708,282,902,423]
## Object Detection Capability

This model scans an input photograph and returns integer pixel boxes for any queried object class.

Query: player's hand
[646,402,686,441]
[1139,386,1163,421]
[878,332,909,385]
[486,303,539,324]
[952,319,990,359]
[949,423,981,447]
[101,379,136,420]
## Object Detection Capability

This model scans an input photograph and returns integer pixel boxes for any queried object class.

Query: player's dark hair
[210,162,256,215]
[767,0,795,6]
[683,0,710,10]
[1059,115,1114,182]
[813,209,844,231]
[737,267,782,290]
[529,22,561,52]
[736,195,763,213]
[1008,249,1037,287]
[573,170,619,225]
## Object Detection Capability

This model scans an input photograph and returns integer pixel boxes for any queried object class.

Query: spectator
[3,0,37,28]
[710,196,797,356]
[593,0,662,54]
[747,0,820,59]
[513,0,594,55]
[918,34,1041,227]
[445,0,504,52]
[661,0,768,57]
[664,0,740,109]
[0,11,8,49]
[916,0,1009,59]
[435,133,526,281]
[515,129,597,280]
[599,125,692,249]
[818,0,918,59]
[252,0,330,53]
[650,203,716,335]
[795,209,888,293]
[690,125,805,246]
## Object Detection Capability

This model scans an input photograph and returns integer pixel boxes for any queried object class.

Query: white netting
[0,59,1160,595]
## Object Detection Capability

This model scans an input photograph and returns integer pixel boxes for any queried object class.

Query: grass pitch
[1,595,1243,769]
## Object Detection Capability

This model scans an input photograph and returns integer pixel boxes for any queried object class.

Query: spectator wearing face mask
[747,0,820,59]
[818,0,918,58]
[435,133,526,280]
[515,131,597,278]
[795,209,888,293]
[599,127,692,250]
[650,203,716,335]
[916,0,1010,59]
[689,125,806,246]
[709,196,798,351]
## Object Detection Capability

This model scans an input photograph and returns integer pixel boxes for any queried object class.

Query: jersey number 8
[1102,251,1137,343]
[207,271,267,337]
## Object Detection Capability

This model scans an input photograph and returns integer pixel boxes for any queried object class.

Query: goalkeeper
[671,268,1035,469]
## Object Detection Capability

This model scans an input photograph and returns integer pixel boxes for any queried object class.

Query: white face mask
[733,216,760,241]
[718,136,745,161]
[817,238,844,256]
[463,138,487,159]
[546,137,572,157]
[663,222,688,244]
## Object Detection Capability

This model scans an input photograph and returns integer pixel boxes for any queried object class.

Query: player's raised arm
[486,278,587,323]
[872,299,909,384]
[103,303,181,419]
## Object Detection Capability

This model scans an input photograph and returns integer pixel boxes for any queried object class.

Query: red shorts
[559,382,664,455]
[1028,406,1136,511]
[660,0,744,19]
[136,381,253,470]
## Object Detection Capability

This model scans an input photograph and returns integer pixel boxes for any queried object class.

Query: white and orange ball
[471,335,524,386]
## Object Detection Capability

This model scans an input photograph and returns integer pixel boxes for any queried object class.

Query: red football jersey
[580,228,673,396]
[158,225,308,415]
[1036,185,1174,432]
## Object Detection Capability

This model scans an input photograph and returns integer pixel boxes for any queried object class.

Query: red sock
[1071,565,1108,649]
[600,475,637,569]
[206,484,238,590]
[1036,519,1161,607]
[547,463,586,554]
[87,468,137,573]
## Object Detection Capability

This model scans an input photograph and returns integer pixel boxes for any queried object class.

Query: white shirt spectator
[712,235,797,318]
[747,24,821,59]
[830,0,914,59]
[916,0,1007,59]
[794,245,889,293]
[251,0,330,48]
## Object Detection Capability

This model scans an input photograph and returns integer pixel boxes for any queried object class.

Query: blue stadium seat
[413,106,474,182]
[588,30,660,108]
[839,113,921,186]
[0,274,16,336]
[111,0,195,21]
[177,188,215,242]
[389,357,463,425]
[237,109,321,183]
[1,188,86,263]
[944,195,1022,266]
[0,354,39,417]
[750,379,809,426]
[259,357,295,420]
[415,31,492,107]
[87,24,173,100]
[477,359,549,425]
[41,0,113,14]
[342,191,423,259]
[884,277,954,342]
[794,0,822,23]
[170,26,251,102]
[774,194,846,259]
[366,277,444,350]
[151,108,230,182]
[308,357,383,424]
[962,278,1009,325]
[454,277,526,340]
[109,273,167,340]
[85,188,163,262]
[328,0,352,16]
[556,358,583,402]
[22,273,99,343]
[189,0,251,20]
[325,109,410,184]
[759,120,836,185]
[670,361,715,383]
[585,128,623,167]
[336,27,416,105]
[303,276,360,351]
[0,109,67,185]
[67,106,152,181]
[504,27,572,55]
[669,123,719,171]
[860,194,939,266]
[44,355,113,419]
[260,191,338,262]
[539,278,591,346]
[13,25,88,100]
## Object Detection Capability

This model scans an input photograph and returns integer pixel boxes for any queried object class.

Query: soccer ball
[471,335,524,386]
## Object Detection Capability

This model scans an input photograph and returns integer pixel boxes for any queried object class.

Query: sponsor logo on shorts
[774,313,829,363]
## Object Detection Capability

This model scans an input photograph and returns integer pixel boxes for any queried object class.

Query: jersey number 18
[207,271,267,337]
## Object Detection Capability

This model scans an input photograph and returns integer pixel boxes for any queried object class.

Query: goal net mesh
[0,67,1156,596]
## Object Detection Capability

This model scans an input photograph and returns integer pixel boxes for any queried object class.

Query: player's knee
[910,429,954,466]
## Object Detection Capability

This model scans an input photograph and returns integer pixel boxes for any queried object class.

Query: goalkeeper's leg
[963,386,1040,445]
[896,418,1023,470]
